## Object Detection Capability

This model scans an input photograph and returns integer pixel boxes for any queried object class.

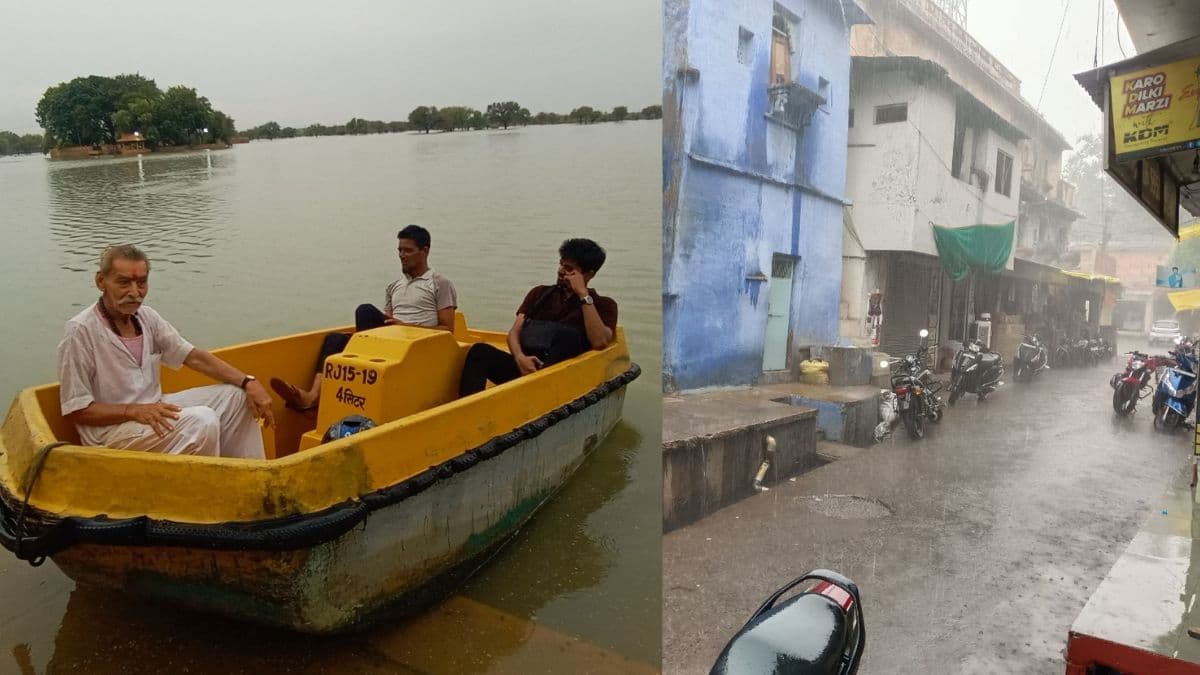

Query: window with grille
[874,103,907,125]
[738,27,754,66]
[995,150,1014,196]
[771,255,796,279]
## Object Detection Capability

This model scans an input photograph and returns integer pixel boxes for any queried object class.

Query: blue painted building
[663,0,871,393]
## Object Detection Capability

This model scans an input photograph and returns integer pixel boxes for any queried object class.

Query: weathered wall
[663,0,860,391]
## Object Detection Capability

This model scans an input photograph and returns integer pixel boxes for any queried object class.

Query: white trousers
[82,385,266,459]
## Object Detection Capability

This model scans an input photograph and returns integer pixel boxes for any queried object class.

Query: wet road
[663,335,1194,674]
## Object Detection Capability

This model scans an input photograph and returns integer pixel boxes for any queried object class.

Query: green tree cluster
[241,118,411,140]
[0,131,44,156]
[238,100,660,142]
[35,74,236,149]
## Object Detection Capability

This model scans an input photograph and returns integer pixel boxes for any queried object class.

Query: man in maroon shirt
[458,238,618,396]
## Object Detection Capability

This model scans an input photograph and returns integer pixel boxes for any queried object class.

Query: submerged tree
[486,101,523,130]
[408,106,440,133]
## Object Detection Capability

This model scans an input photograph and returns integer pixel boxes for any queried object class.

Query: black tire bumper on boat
[0,364,641,564]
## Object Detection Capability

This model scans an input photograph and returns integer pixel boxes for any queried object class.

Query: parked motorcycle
[1053,330,1072,368]
[1110,351,1166,416]
[889,329,944,440]
[1151,338,1197,432]
[1073,336,1095,367]
[947,339,1004,405]
[709,569,865,675]
[1012,333,1049,382]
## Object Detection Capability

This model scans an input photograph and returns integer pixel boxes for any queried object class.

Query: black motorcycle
[947,339,1004,405]
[1012,333,1049,382]
[1053,331,1072,368]
[888,329,944,440]
[710,570,865,675]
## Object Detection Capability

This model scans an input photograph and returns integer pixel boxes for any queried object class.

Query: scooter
[1151,338,1197,432]
[709,570,865,675]
[1012,333,1049,382]
[947,339,1004,405]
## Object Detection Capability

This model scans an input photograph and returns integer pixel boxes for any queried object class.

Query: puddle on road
[798,494,894,519]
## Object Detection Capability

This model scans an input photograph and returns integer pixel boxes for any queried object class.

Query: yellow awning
[1170,289,1200,312]
[1062,270,1121,285]
[1180,221,1200,241]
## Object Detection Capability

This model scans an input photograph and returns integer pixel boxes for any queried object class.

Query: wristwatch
[240,375,257,389]
[579,294,594,306]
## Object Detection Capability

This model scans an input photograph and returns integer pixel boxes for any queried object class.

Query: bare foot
[270,377,318,411]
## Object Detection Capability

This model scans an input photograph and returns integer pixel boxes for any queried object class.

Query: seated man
[458,238,617,397]
[270,224,458,410]
[58,245,274,458]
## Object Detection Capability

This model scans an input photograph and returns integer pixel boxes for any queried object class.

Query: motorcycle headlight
[1133,360,1145,369]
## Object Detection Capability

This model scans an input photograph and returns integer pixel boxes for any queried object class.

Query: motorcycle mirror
[919,329,929,338]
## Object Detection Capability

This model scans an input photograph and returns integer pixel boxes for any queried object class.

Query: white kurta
[56,304,265,459]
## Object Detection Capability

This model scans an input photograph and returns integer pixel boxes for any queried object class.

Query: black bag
[520,287,586,365]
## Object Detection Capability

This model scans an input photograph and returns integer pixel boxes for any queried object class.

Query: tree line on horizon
[0,131,43,156]
[8,73,665,156]
[240,102,663,141]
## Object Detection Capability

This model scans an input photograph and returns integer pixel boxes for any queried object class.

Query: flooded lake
[0,121,661,673]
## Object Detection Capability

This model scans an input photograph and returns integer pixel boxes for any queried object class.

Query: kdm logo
[1124,125,1170,143]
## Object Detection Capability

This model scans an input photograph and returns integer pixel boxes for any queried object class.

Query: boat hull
[48,388,626,633]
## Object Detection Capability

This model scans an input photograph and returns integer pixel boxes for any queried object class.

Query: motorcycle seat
[710,593,850,675]
[979,353,1000,366]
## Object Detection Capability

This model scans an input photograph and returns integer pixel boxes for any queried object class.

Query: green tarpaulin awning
[931,221,1015,281]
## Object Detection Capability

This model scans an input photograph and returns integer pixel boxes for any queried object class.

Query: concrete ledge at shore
[48,143,232,159]
[663,390,819,531]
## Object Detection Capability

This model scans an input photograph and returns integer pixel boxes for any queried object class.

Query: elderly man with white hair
[56,244,274,458]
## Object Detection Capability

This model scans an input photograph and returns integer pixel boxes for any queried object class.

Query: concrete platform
[663,389,819,531]
[1066,481,1200,673]
[757,382,881,447]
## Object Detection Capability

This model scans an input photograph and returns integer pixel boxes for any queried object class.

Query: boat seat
[297,325,475,451]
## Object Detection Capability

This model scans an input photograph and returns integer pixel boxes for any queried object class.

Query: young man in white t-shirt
[270,225,458,410]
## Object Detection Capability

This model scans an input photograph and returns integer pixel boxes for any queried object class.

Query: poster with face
[1156,265,1197,288]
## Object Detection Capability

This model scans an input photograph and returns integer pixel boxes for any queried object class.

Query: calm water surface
[0,122,661,673]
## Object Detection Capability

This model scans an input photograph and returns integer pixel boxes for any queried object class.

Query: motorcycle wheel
[902,411,924,440]
[1155,408,1183,432]
[1112,382,1137,416]
[1013,363,1025,382]
[948,387,962,406]
[977,392,989,402]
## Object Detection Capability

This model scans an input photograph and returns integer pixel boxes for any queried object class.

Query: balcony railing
[767,81,826,131]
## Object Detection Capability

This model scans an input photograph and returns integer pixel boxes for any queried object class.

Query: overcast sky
[967,0,1134,147]
[0,0,661,134]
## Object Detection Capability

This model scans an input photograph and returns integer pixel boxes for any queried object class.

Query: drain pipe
[753,435,776,492]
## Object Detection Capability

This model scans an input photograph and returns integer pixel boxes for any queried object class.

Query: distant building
[841,0,1085,357]
[115,133,147,154]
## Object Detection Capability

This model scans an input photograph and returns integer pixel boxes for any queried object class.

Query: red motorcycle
[1110,351,1173,416]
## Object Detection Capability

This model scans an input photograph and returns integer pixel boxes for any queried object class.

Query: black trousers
[459,343,521,396]
[458,337,583,397]
[316,304,388,372]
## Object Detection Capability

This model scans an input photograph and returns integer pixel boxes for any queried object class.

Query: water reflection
[45,153,233,273]
[29,423,646,674]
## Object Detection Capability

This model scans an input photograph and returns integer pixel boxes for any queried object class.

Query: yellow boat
[0,313,638,632]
